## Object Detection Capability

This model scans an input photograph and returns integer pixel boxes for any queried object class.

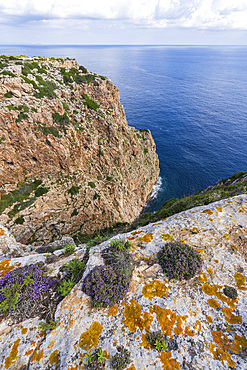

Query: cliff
[0,194,246,369]
[0,55,159,245]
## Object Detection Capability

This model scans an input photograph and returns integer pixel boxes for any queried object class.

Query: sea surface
[1,45,247,212]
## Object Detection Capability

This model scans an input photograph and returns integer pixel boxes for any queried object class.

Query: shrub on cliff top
[83,265,131,308]
[157,241,202,281]
[0,262,55,322]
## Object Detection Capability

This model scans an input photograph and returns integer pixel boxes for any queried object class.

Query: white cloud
[0,0,247,30]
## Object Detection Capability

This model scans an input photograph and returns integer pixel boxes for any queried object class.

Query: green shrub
[157,242,202,281]
[79,65,88,73]
[16,112,29,122]
[88,182,96,189]
[36,125,61,138]
[81,93,99,111]
[68,185,80,195]
[71,209,78,216]
[84,348,107,369]
[111,346,131,370]
[62,102,69,111]
[14,216,24,225]
[61,258,85,278]
[0,135,5,144]
[144,148,148,154]
[93,193,100,200]
[1,71,16,77]
[35,187,49,197]
[102,240,133,278]
[146,331,167,352]
[4,91,13,98]
[52,112,70,125]
[34,80,57,99]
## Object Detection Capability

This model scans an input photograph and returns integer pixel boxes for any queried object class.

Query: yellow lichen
[202,209,213,215]
[49,350,60,365]
[221,307,242,324]
[140,333,152,349]
[136,233,153,243]
[108,304,118,316]
[0,227,6,236]
[207,316,213,323]
[0,259,15,278]
[216,206,223,212]
[207,298,220,308]
[158,351,181,370]
[121,299,153,333]
[78,322,103,351]
[131,230,144,236]
[150,305,176,337]
[223,233,230,239]
[31,347,44,362]
[127,365,136,370]
[207,268,213,275]
[234,272,247,290]
[142,280,169,300]
[21,328,28,335]
[4,338,20,369]
[198,272,207,282]
[179,239,185,244]
[160,233,171,241]
[195,248,204,253]
[231,245,239,251]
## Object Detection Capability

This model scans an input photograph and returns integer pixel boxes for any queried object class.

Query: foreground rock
[0,195,246,369]
[0,55,159,244]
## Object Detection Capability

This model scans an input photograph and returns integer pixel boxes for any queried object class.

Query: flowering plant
[157,241,202,280]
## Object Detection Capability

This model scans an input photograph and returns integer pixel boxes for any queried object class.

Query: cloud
[0,0,247,30]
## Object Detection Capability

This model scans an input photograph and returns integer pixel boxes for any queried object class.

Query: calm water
[1,45,247,211]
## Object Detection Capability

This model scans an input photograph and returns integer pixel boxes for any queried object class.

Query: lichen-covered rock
[0,195,246,369]
[0,55,159,245]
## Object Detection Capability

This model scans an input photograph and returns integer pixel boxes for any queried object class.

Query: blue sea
[1,45,247,212]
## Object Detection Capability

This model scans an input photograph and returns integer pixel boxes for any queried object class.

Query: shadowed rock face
[0,56,159,244]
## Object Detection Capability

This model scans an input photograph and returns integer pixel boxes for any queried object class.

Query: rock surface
[0,195,246,369]
[0,56,159,244]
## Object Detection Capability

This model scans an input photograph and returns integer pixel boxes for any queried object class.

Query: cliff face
[0,195,246,369]
[0,56,159,244]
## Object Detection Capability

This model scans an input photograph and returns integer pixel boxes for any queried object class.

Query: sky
[0,0,247,45]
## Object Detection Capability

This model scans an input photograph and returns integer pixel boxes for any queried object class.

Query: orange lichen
[150,305,176,337]
[0,259,15,278]
[207,299,220,309]
[131,230,144,236]
[108,304,118,316]
[179,239,185,244]
[78,322,103,351]
[24,348,35,357]
[198,272,207,282]
[221,307,242,324]
[207,268,213,275]
[195,248,204,253]
[127,365,136,370]
[142,280,169,300]
[0,227,6,236]
[158,351,181,370]
[31,347,44,362]
[184,325,195,336]
[193,320,202,333]
[216,206,223,212]
[4,338,20,369]
[48,340,55,349]
[207,316,213,323]
[231,245,239,251]
[140,333,152,349]
[173,315,188,336]
[136,233,153,243]
[234,272,247,290]
[202,209,213,215]
[49,350,60,365]
[202,284,237,308]
[121,299,153,333]
[209,343,236,367]
[191,227,199,234]
[21,328,28,335]
[214,259,219,263]
[160,233,171,241]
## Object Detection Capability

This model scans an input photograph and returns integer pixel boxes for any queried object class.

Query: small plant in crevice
[111,346,131,370]
[63,244,76,255]
[61,258,85,279]
[83,265,131,308]
[223,286,238,300]
[58,278,76,297]
[157,241,202,281]
[84,348,107,369]
[38,320,58,331]
[102,240,134,278]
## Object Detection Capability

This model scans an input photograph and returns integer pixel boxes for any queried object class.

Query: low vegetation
[111,346,131,370]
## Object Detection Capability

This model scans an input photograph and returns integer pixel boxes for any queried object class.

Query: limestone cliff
[0,56,159,244]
